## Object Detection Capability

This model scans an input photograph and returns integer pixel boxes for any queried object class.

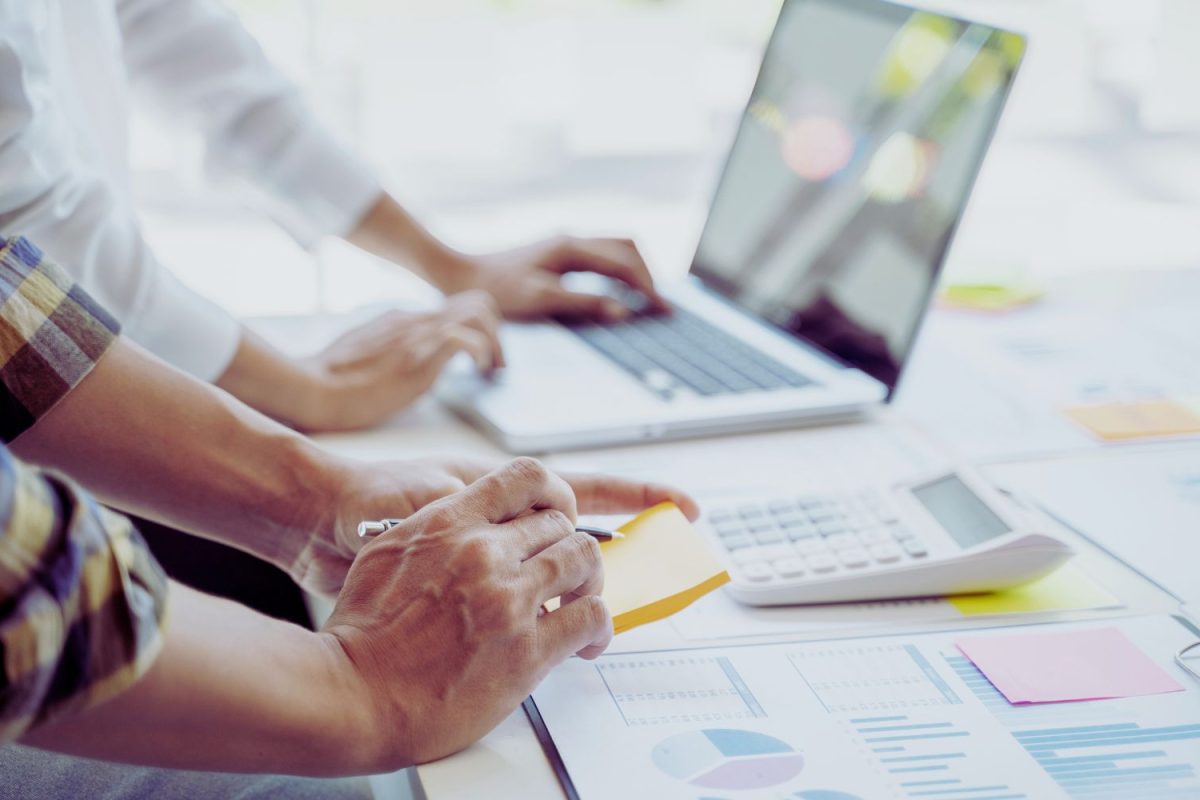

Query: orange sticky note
[1063,400,1200,441]
[600,503,730,634]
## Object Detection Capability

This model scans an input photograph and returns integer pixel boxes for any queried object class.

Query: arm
[6,240,696,594]
[116,0,668,320]
[0,8,241,381]
[21,462,615,772]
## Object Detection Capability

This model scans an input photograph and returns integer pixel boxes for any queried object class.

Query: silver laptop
[441,0,1026,453]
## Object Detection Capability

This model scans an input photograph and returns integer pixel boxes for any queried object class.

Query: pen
[357,518,624,541]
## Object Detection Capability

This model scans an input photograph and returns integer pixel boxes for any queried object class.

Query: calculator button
[824,533,858,550]
[768,500,798,514]
[785,524,817,541]
[732,546,773,565]
[776,514,808,528]
[807,553,839,573]
[838,547,870,568]
[795,539,828,556]
[869,543,903,563]
[773,558,807,579]
[797,496,825,510]
[748,520,775,533]
[708,509,735,524]
[724,534,754,551]
[874,504,901,524]
[890,525,916,541]
[857,528,891,545]
[738,505,764,519]
[903,539,928,557]
[754,529,785,545]
[741,563,774,582]
[715,523,745,538]
[760,543,796,560]
[817,522,847,537]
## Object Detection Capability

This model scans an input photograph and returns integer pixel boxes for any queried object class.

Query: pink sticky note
[955,627,1184,705]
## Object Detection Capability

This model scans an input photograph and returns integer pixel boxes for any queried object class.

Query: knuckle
[507,456,549,487]
[579,594,611,631]
[455,535,498,571]
[571,531,602,566]
[542,508,573,535]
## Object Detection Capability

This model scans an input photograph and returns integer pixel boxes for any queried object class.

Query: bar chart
[851,714,1030,800]
[789,643,963,713]
[596,655,767,726]
[943,650,1200,798]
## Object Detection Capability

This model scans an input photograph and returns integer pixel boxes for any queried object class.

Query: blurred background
[130,0,1200,318]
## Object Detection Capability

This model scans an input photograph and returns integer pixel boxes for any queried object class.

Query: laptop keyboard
[565,307,815,399]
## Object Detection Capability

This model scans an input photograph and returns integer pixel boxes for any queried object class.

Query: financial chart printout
[530,615,1200,800]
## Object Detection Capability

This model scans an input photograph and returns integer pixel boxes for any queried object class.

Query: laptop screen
[691,0,1024,395]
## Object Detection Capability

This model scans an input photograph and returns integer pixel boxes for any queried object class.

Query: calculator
[702,469,1073,606]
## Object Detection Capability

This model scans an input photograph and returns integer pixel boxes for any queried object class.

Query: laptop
[440,0,1026,453]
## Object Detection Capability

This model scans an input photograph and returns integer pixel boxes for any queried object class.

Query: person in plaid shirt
[0,236,696,796]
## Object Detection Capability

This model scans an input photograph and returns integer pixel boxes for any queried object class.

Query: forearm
[11,338,347,572]
[20,583,383,776]
[345,192,475,293]
[214,327,327,431]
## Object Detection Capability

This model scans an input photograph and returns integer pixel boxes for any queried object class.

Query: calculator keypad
[706,491,928,584]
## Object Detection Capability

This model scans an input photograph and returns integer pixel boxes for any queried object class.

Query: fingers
[497,508,579,561]
[563,472,701,521]
[459,457,578,525]
[441,291,506,369]
[522,529,604,603]
[538,594,613,661]
[426,324,494,375]
[541,287,631,322]
[548,238,669,312]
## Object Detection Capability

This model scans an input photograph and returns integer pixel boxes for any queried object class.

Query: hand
[446,236,670,321]
[298,291,503,432]
[321,458,612,767]
[291,456,699,597]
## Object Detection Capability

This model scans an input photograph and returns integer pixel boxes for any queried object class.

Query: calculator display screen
[911,475,1010,547]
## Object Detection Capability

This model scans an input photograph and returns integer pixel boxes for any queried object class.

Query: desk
[275,268,1197,800]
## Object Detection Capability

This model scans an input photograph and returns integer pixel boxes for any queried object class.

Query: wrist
[310,629,400,773]
[421,246,480,296]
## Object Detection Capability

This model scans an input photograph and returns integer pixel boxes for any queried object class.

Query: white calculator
[702,469,1073,606]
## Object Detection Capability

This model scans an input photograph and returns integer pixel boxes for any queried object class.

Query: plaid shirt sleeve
[0,236,169,740]
[0,236,121,442]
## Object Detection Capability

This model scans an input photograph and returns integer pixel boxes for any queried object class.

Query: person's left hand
[446,236,670,321]
[291,456,699,596]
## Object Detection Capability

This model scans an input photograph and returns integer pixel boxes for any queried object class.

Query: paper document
[956,627,1184,705]
[897,271,1200,460]
[601,503,729,634]
[992,446,1200,607]
[530,615,1200,799]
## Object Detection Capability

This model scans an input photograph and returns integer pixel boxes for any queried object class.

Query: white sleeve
[116,0,383,248]
[0,12,241,381]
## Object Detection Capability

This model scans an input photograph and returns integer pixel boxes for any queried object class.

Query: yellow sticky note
[1063,400,1200,441]
[939,283,1044,313]
[949,565,1119,617]
[601,503,730,634]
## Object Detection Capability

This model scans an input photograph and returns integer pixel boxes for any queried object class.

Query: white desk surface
[283,268,1197,800]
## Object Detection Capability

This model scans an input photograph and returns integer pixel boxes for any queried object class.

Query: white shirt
[0,0,381,379]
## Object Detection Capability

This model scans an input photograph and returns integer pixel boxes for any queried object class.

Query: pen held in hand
[357,518,624,541]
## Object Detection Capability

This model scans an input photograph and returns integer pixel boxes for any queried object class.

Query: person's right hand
[321,458,611,768]
[297,290,504,432]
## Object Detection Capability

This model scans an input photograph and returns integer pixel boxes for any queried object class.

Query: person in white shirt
[0,0,667,432]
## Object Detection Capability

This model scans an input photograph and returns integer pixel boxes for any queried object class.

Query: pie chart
[651,729,805,790]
